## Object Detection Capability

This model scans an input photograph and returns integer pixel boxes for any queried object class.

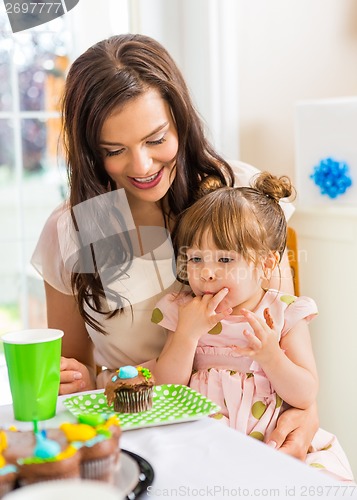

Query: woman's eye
[147,136,166,146]
[105,149,124,157]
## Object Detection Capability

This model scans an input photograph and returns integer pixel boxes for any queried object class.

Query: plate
[117,449,154,500]
[3,451,152,500]
[3,480,122,500]
[63,384,220,430]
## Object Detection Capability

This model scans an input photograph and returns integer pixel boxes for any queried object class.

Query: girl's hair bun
[196,175,224,199]
[252,171,295,203]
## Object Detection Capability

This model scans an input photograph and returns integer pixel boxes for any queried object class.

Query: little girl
[152,172,354,482]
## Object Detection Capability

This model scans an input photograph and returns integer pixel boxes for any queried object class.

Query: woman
[32,33,317,460]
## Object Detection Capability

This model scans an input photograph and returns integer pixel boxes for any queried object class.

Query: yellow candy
[0,431,7,453]
[8,426,17,432]
[56,445,77,461]
[105,416,121,428]
[60,423,96,442]
[0,453,6,468]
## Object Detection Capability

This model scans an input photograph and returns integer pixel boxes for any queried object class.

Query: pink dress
[153,289,355,483]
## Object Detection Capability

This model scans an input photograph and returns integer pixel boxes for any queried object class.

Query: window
[0,12,70,336]
[0,0,130,405]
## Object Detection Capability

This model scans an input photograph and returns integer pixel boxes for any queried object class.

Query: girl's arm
[153,330,198,385]
[153,289,232,385]
[234,309,318,409]
[45,281,97,394]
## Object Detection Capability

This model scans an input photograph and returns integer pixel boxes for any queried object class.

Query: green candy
[78,413,105,427]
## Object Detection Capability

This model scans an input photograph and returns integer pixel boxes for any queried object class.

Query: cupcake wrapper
[0,479,16,498]
[114,388,153,413]
[80,454,116,482]
[18,470,80,487]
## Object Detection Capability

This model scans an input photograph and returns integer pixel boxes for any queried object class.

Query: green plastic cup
[2,329,64,421]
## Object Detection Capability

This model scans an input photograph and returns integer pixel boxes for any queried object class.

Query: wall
[236,0,357,178]
[133,0,240,161]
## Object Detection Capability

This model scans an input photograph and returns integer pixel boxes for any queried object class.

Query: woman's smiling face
[100,88,179,205]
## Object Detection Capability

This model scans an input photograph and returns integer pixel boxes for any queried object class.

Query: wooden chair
[286,226,300,296]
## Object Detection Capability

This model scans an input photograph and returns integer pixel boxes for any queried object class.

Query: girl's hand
[176,288,232,341]
[96,368,117,389]
[232,308,280,365]
[59,356,96,395]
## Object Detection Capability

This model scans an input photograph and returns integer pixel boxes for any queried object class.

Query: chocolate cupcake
[0,457,17,499]
[17,440,81,486]
[60,415,121,483]
[105,365,155,413]
[0,431,17,498]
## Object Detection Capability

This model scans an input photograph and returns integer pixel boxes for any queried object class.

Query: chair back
[286,226,300,296]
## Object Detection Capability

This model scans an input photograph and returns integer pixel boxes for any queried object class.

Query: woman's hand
[59,356,96,395]
[267,403,319,460]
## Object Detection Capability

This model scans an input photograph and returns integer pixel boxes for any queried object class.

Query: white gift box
[294,97,357,206]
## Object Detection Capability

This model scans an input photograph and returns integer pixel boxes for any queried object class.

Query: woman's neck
[125,195,163,226]
[126,193,175,231]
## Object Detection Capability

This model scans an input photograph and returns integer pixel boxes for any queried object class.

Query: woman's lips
[128,168,164,189]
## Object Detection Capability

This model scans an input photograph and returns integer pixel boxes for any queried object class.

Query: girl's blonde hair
[173,171,294,282]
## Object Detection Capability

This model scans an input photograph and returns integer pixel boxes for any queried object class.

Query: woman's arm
[233,310,318,409]
[44,281,96,394]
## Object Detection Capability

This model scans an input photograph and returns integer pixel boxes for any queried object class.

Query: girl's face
[100,88,178,205]
[185,232,266,314]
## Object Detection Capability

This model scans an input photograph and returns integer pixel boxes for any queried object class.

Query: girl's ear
[261,251,280,280]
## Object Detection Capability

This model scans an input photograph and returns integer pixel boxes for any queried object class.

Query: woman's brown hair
[61,34,234,332]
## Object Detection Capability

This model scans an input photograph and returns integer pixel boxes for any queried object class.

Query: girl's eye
[188,257,201,263]
[147,136,166,146]
[105,149,124,157]
[219,257,233,263]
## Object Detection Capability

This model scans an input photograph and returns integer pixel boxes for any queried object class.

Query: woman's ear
[261,251,280,280]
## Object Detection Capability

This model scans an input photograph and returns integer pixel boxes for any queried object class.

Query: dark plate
[116,449,154,499]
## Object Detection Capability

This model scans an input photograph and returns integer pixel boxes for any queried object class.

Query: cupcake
[0,457,17,499]
[60,414,121,483]
[0,431,17,499]
[2,428,68,465]
[16,431,81,486]
[104,365,155,413]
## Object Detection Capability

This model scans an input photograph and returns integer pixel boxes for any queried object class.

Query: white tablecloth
[1,393,356,499]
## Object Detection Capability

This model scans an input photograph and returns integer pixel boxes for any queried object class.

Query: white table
[1,394,356,499]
